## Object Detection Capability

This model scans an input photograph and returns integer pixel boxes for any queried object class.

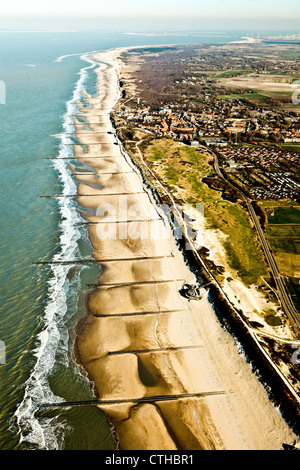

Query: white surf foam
[54,50,101,63]
[13,58,95,450]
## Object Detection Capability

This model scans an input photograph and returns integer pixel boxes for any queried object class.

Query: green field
[260,200,297,208]
[215,69,252,78]
[278,143,300,152]
[266,220,300,256]
[267,224,300,238]
[261,203,300,282]
[266,208,300,256]
[267,233,300,255]
[285,277,300,312]
[268,206,300,225]
[218,93,269,101]
[277,51,300,60]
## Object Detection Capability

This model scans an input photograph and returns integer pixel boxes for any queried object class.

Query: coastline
[73,47,299,450]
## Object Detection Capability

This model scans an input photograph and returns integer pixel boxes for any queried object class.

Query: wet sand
[74,48,298,450]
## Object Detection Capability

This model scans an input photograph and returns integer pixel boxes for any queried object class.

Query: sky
[0,0,299,32]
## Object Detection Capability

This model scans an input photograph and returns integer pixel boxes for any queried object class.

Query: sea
[0,29,269,450]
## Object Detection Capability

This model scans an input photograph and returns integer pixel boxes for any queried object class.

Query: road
[211,148,300,336]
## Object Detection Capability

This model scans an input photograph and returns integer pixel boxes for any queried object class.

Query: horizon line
[0,28,299,33]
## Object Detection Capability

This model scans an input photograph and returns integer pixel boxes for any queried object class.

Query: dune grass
[144,138,268,285]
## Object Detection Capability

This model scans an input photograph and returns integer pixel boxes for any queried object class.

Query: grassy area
[261,89,295,97]
[267,224,300,238]
[148,145,165,161]
[215,69,252,78]
[264,312,283,326]
[265,207,300,258]
[277,51,300,60]
[267,234,300,255]
[206,203,268,285]
[144,138,268,285]
[260,200,298,208]
[267,222,300,260]
[278,143,300,152]
[267,206,300,225]
[274,253,300,276]
[285,277,300,312]
[145,140,299,285]
[218,93,269,100]
[260,202,300,280]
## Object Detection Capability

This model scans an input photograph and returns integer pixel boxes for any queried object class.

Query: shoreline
[72,46,299,450]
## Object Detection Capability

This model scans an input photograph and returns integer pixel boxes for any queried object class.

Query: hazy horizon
[0,0,299,33]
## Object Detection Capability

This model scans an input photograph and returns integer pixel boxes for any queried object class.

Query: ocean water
[0,30,245,450]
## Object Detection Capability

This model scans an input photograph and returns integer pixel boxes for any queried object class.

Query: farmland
[259,202,300,310]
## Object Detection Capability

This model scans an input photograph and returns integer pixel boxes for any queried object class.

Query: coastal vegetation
[142,138,268,286]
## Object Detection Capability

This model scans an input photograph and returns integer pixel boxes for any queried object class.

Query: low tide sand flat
[74,49,298,450]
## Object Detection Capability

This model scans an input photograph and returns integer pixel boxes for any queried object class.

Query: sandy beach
[73,48,299,450]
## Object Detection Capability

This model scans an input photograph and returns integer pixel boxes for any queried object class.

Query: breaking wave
[13,60,95,450]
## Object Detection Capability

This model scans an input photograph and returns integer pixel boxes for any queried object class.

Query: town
[116,100,300,201]
[116,43,300,202]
